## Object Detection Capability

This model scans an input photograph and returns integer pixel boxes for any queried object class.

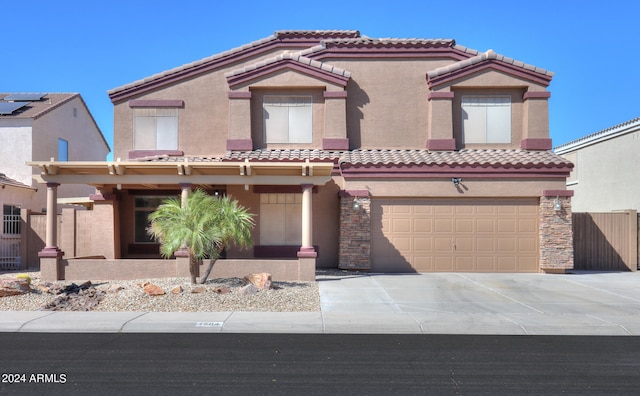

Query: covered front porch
[27,157,336,282]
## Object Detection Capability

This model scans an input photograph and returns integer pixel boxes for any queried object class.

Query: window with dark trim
[134,196,174,243]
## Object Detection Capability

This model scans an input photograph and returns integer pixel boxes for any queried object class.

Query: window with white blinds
[461,96,511,144]
[263,95,312,144]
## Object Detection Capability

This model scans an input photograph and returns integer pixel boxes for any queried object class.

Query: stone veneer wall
[539,196,574,272]
[338,195,371,270]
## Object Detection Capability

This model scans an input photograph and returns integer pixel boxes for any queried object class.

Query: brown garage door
[371,198,539,273]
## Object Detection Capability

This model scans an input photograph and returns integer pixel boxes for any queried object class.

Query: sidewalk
[2,271,640,335]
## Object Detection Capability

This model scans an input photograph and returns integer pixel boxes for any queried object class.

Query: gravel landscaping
[0,270,327,312]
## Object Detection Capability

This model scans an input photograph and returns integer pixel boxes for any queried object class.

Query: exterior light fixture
[553,196,562,212]
[353,198,360,210]
[451,177,462,187]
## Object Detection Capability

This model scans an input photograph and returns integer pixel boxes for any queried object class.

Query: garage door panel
[455,256,474,271]
[434,219,453,232]
[477,257,497,271]
[414,218,431,233]
[455,237,474,252]
[455,219,474,233]
[435,238,453,252]
[497,256,518,272]
[518,219,537,232]
[476,237,495,252]
[414,238,432,252]
[391,237,411,251]
[497,219,516,233]
[477,219,495,233]
[371,198,539,273]
[519,238,537,252]
[413,256,434,271]
[391,218,411,233]
[498,238,516,253]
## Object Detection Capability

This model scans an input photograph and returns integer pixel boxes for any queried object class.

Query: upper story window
[58,138,68,161]
[133,108,178,150]
[263,95,312,144]
[461,96,511,144]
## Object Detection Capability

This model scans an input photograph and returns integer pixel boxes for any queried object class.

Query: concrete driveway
[318,271,640,335]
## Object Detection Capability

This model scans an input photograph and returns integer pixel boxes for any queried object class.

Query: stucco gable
[225,52,351,89]
[108,30,359,102]
[427,49,554,89]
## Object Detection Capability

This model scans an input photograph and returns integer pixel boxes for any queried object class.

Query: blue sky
[2,1,638,159]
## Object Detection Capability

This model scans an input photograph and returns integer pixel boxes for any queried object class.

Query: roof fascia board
[32,174,333,186]
[226,60,350,89]
[340,165,572,179]
[306,46,470,61]
[428,60,553,89]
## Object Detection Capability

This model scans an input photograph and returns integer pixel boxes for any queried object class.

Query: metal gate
[1,213,22,269]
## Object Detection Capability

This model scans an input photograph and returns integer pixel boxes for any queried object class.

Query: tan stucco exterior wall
[560,132,640,212]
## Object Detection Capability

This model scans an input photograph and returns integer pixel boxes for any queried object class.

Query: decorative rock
[212,286,231,295]
[191,286,206,294]
[0,278,32,297]
[171,285,183,294]
[238,284,258,295]
[243,273,273,290]
[108,284,124,293]
[142,283,165,296]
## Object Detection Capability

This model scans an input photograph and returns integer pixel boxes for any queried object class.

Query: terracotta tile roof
[139,149,571,169]
[0,172,34,190]
[225,52,351,80]
[300,37,456,57]
[0,93,79,119]
[225,149,343,162]
[427,49,554,80]
[274,30,360,39]
[339,149,572,168]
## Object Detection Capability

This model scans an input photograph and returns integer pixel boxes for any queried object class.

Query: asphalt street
[2,333,640,395]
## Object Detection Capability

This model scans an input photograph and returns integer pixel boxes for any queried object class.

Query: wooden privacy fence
[572,210,638,271]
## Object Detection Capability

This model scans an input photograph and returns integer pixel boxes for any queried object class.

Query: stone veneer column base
[338,193,371,270]
[539,195,574,272]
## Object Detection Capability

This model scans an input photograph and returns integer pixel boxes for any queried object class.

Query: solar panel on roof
[0,101,29,115]
[3,93,46,101]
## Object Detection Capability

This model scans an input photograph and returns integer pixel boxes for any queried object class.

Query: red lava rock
[142,283,165,296]
[243,273,273,290]
[0,278,31,297]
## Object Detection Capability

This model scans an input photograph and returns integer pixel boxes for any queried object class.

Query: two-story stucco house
[29,31,574,282]
[0,93,110,269]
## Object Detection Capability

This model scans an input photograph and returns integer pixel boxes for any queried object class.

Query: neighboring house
[0,93,110,212]
[0,93,110,269]
[554,117,640,212]
[28,30,574,282]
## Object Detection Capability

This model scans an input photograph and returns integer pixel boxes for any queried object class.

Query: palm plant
[198,194,254,284]
[147,189,254,284]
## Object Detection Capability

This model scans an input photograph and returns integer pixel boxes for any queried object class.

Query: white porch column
[298,184,317,258]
